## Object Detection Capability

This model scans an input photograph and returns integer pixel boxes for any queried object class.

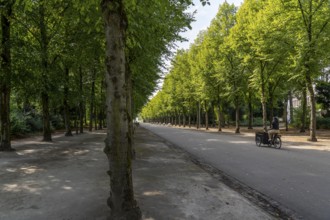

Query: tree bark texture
[289,90,294,124]
[64,67,72,136]
[259,61,268,132]
[217,89,222,131]
[101,0,141,219]
[269,95,274,124]
[0,1,14,151]
[284,96,289,131]
[89,70,96,132]
[197,101,201,129]
[306,75,317,141]
[305,4,317,141]
[79,66,84,133]
[235,99,240,134]
[204,103,209,130]
[188,114,191,128]
[248,91,253,129]
[300,87,307,133]
[39,1,52,141]
[126,61,135,159]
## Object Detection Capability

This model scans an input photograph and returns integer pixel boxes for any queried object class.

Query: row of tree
[0,0,210,218]
[141,0,330,142]
[0,0,107,150]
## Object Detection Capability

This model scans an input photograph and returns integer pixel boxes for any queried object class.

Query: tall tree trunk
[248,91,253,130]
[188,114,191,128]
[289,90,294,124]
[217,92,222,131]
[101,0,141,219]
[94,106,98,131]
[79,66,84,133]
[39,2,51,142]
[260,62,268,132]
[75,108,78,135]
[205,102,209,130]
[300,87,307,132]
[63,67,72,136]
[235,98,240,134]
[0,1,14,151]
[261,98,267,132]
[306,76,317,141]
[304,7,317,142]
[197,101,201,129]
[99,79,104,130]
[284,96,289,131]
[89,71,96,132]
[269,95,274,125]
[41,92,52,141]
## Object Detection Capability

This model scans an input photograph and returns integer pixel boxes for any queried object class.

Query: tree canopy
[141,0,330,141]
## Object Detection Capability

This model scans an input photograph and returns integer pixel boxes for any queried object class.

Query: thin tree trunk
[235,99,240,134]
[64,67,72,136]
[39,2,51,141]
[188,114,191,128]
[260,62,268,132]
[217,89,222,132]
[300,86,307,132]
[99,80,104,130]
[289,90,294,124]
[0,1,14,151]
[284,96,289,131]
[101,0,141,219]
[79,66,84,133]
[304,8,317,141]
[84,104,87,126]
[261,99,267,132]
[75,109,78,134]
[248,91,253,129]
[269,95,274,125]
[89,71,96,132]
[197,101,201,129]
[306,76,317,141]
[205,102,209,130]
[94,106,98,131]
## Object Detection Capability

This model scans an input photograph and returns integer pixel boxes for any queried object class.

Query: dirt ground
[0,131,110,220]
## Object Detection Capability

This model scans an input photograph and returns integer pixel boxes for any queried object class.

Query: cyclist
[268,117,280,143]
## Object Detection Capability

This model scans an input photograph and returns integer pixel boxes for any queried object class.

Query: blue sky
[178,0,243,50]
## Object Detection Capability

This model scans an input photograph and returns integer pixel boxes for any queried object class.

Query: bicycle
[255,132,282,149]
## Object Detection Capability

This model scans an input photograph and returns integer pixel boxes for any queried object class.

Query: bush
[10,108,45,135]
[291,107,310,129]
[240,117,264,127]
[316,117,330,129]
[10,110,30,134]
[26,115,43,132]
[51,114,65,130]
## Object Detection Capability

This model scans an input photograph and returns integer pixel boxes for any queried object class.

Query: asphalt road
[142,123,330,220]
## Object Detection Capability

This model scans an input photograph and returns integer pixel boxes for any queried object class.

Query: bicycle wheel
[256,136,262,147]
[273,136,282,149]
